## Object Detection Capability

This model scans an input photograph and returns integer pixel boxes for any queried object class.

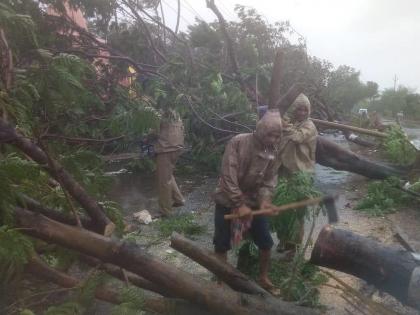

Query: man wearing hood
[213,109,284,293]
[275,93,318,256]
[281,93,318,174]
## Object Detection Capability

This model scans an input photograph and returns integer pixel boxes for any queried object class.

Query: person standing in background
[155,108,185,218]
[275,93,318,256]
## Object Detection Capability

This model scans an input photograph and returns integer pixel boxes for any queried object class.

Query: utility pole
[393,74,398,91]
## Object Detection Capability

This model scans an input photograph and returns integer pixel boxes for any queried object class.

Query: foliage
[270,172,321,243]
[355,177,412,216]
[237,172,326,307]
[321,65,378,115]
[44,301,85,315]
[42,270,108,315]
[111,287,145,315]
[236,241,327,307]
[0,153,44,225]
[0,227,34,284]
[382,126,416,165]
[369,86,420,118]
[155,214,206,238]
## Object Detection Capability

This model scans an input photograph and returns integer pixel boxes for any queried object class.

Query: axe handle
[224,196,324,220]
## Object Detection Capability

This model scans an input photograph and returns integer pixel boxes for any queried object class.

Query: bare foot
[258,277,281,296]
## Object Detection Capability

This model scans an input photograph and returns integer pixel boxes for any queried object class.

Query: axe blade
[323,195,338,223]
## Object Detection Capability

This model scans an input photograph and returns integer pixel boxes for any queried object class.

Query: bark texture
[170,232,266,295]
[15,208,317,315]
[311,225,419,309]
[316,136,406,179]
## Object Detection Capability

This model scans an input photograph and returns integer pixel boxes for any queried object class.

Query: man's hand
[260,200,281,216]
[237,204,252,220]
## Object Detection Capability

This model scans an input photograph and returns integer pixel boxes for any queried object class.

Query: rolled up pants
[156,150,184,215]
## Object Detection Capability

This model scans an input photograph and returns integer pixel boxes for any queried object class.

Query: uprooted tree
[0,0,414,313]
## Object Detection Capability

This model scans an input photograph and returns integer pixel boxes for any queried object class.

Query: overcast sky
[161,0,419,91]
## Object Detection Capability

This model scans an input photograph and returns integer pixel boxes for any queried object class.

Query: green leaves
[382,125,416,165]
[0,226,34,284]
[111,287,146,315]
[355,177,412,216]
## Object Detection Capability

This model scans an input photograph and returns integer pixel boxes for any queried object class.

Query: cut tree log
[79,254,172,297]
[0,118,114,235]
[342,130,376,148]
[18,194,95,231]
[316,136,406,179]
[310,225,420,310]
[311,118,387,138]
[26,254,214,315]
[15,208,317,315]
[170,232,267,296]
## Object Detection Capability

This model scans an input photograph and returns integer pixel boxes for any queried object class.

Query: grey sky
[161,0,419,91]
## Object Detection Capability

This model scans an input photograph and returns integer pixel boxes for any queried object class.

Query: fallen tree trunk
[316,136,406,179]
[18,195,95,231]
[170,232,266,296]
[79,254,172,297]
[15,208,317,315]
[342,130,376,148]
[26,254,213,315]
[310,225,420,310]
[311,118,387,138]
[0,118,114,235]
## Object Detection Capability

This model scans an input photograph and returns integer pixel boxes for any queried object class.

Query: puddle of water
[106,169,205,216]
[314,133,350,193]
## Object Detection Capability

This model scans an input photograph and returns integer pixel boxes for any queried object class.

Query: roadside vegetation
[0,0,414,313]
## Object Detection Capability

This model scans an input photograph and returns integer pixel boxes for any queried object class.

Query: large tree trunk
[26,255,213,315]
[14,208,317,315]
[18,195,95,231]
[170,233,266,296]
[79,254,172,297]
[316,136,406,179]
[0,118,114,235]
[310,225,420,309]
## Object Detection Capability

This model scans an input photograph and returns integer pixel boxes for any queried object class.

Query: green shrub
[382,126,416,165]
[356,177,412,216]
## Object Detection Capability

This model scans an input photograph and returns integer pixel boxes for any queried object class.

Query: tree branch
[0,118,114,235]
[121,0,168,63]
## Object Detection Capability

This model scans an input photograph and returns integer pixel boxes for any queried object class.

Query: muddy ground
[103,133,420,315]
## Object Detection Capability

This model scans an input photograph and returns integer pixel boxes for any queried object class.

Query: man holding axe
[213,109,285,293]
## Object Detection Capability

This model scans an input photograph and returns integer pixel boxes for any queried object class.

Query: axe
[224,195,338,223]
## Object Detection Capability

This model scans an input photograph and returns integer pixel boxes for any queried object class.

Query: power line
[182,0,206,21]
[218,0,236,21]
[161,0,192,26]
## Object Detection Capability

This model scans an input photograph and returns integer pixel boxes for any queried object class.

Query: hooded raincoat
[281,94,318,174]
[213,110,283,209]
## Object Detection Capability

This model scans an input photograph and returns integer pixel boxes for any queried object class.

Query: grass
[154,214,206,238]
[355,177,412,216]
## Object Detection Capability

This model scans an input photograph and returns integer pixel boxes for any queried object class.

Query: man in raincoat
[155,109,185,217]
[213,109,284,293]
[276,93,318,254]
